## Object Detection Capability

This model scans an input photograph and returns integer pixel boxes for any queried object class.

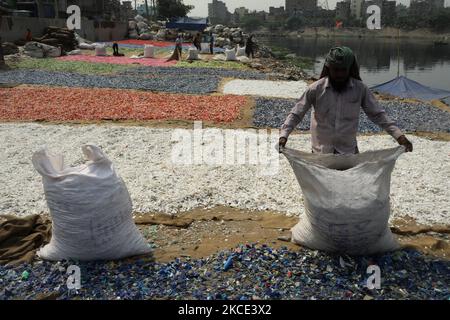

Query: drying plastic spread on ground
[0,124,448,227]
[1,22,449,302]
[223,79,309,99]
[0,87,246,122]
[57,55,177,67]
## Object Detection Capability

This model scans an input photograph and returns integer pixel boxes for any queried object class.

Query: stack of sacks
[128,20,139,39]
[156,28,166,41]
[128,15,156,40]
[137,21,151,40]
[35,26,78,52]
[24,42,61,58]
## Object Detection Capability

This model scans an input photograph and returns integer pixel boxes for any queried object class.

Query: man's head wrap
[325,46,355,70]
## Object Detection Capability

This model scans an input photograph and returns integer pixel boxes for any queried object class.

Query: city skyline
[183,0,450,17]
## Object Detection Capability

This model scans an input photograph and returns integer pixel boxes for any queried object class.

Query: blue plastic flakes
[0,245,448,300]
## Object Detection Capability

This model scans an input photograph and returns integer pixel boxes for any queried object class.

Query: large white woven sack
[144,45,155,58]
[225,48,237,61]
[32,145,151,261]
[282,146,404,255]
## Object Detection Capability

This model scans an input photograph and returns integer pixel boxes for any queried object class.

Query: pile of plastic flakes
[0,87,247,122]
[56,55,177,67]
[0,245,448,300]
[0,69,221,94]
[222,80,308,99]
[253,97,450,133]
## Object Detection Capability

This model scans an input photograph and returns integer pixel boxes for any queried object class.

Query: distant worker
[175,33,183,57]
[245,35,256,59]
[112,43,124,57]
[209,32,214,54]
[25,28,32,42]
[238,31,245,47]
[279,46,413,155]
[167,33,183,62]
[193,32,201,51]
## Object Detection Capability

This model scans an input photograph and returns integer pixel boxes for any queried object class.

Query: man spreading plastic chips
[279,46,413,154]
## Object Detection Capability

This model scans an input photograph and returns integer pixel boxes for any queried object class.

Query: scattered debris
[34,26,78,52]
[0,245,448,300]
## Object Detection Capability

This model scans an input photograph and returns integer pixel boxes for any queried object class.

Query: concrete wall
[0,16,128,42]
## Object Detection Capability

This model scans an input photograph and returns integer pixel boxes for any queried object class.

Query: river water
[260,36,450,91]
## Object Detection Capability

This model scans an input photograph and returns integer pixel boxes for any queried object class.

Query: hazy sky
[180,0,450,17]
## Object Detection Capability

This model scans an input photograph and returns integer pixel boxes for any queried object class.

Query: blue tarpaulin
[371,76,450,101]
[443,97,450,106]
[166,17,208,32]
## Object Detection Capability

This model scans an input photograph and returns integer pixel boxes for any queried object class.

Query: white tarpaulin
[281,146,405,255]
[32,145,151,261]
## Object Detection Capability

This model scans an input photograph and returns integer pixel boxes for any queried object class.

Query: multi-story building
[411,0,445,12]
[267,6,286,22]
[136,3,156,17]
[239,10,267,24]
[410,0,434,16]
[269,6,286,16]
[429,0,445,13]
[381,0,396,25]
[336,0,351,21]
[13,0,67,17]
[349,0,364,20]
[231,7,249,24]
[234,7,249,18]
[432,0,445,9]
[285,0,317,16]
[121,1,134,20]
[208,0,231,25]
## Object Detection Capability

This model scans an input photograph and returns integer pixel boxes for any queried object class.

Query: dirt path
[134,206,450,263]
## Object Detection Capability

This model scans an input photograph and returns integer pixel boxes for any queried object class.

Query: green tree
[265,21,283,32]
[7,0,17,8]
[240,17,264,32]
[285,16,303,30]
[429,9,450,32]
[156,0,194,20]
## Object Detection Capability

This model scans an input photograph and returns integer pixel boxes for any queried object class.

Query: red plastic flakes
[0,86,247,123]
[110,39,190,47]
[57,55,177,67]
